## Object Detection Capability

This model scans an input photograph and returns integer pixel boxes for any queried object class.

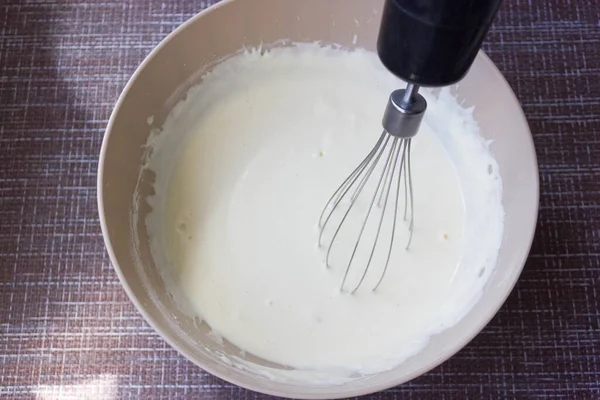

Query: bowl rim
[97,1,540,397]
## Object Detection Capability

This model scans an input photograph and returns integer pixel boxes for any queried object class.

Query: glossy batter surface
[145,45,504,376]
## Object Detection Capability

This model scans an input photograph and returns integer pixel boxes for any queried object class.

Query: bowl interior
[99,0,538,398]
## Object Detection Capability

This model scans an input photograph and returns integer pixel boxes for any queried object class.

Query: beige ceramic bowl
[98,0,539,398]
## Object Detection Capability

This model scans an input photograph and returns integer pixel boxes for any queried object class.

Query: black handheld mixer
[318,0,503,293]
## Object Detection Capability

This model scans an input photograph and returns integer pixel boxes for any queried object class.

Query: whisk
[318,84,426,293]
[318,0,502,293]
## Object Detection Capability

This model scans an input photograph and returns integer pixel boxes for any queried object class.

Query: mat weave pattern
[1,0,599,398]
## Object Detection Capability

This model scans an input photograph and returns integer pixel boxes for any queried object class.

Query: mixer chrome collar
[382,84,427,139]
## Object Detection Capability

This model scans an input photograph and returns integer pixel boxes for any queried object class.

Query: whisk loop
[317,84,426,293]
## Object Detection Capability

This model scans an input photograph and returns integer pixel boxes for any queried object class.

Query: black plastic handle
[377,0,502,87]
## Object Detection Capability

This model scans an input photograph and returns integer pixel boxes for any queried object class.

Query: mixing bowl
[98,0,539,397]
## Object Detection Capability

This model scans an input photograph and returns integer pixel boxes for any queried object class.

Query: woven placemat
[1,0,599,398]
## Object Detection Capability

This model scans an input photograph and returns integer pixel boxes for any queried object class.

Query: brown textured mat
[1,0,599,398]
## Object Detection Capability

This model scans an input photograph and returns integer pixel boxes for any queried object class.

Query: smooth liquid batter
[145,45,503,377]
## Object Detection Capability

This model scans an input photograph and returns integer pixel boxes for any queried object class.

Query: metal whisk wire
[317,84,426,293]
[318,135,414,293]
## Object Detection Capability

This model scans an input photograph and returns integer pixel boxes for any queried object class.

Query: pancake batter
[144,44,504,377]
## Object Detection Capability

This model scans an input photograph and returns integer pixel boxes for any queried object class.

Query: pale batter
[144,44,504,377]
